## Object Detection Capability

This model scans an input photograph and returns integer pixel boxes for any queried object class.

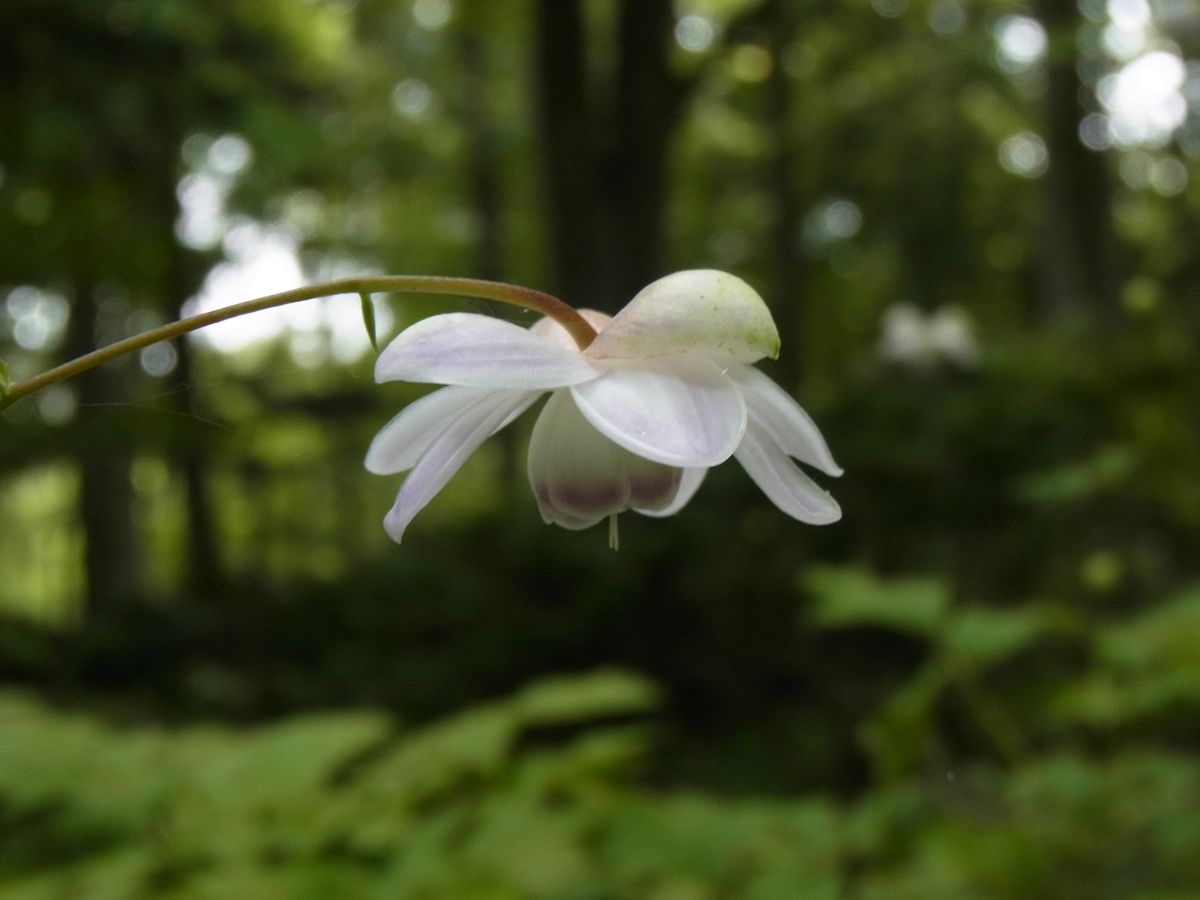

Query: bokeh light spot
[412,0,451,30]
[392,78,433,118]
[994,15,1046,73]
[871,0,907,18]
[998,132,1049,178]
[675,14,714,53]
[208,134,253,176]
[139,342,179,378]
[928,0,966,36]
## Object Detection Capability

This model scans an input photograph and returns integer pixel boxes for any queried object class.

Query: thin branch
[1,275,595,409]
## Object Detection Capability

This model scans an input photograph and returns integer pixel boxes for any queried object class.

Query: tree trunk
[1034,0,1119,326]
[173,336,226,597]
[66,280,142,621]
[764,0,807,384]
[533,0,686,312]
[532,0,603,308]
[604,0,682,304]
[458,0,504,282]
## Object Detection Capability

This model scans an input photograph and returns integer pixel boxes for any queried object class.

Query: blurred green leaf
[599,794,842,897]
[1013,444,1136,506]
[515,668,661,726]
[1098,583,1200,673]
[1052,582,1200,728]
[942,604,1069,669]
[803,565,950,636]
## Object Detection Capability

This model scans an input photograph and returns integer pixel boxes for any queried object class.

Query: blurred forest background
[3,0,1200,896]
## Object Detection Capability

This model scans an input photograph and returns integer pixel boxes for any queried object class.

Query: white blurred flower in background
[879,303,980,372]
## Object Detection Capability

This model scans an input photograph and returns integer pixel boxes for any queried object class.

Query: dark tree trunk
[66,281,142,620]
[532,0,603,308]
[173,336,226,597]
[764,0,807,384]
[457,0,504,282]
[534,0,687,312]
[604,0,682,304]
[1034,0,1119,326]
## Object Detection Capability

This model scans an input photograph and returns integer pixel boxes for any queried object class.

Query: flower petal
[584,270,780,363]
[635,467,707,518]
[366,385,533,475]
[730,366,843,477]
[528,390,681,530]
[570,356,746,467]
[734,425,841,525]
[375,313,600,388]
[382,390,538,542]
[530,309,613,349]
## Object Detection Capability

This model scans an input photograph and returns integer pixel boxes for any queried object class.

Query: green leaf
[942,604,1069,669]
[1013,444,1136,505]
[802,565,950,637]
[359,291,378,350]
[0,356,10,401]
[515,669,661,726]
[1098,582,1200,672]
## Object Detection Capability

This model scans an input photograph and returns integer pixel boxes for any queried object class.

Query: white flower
[879,302,979,370]
[366,270,842,542]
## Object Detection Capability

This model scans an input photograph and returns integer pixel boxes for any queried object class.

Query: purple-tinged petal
[635,467,707,518]
[375,313,601,388]
[730,366,843,477]
[365,386,535,475]
[570,356,746,467]
[528,390,682,530]
[585,270,780,363]
[734,425,841,525]
[382,390,539,542]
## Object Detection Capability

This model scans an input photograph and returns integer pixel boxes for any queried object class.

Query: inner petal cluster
[528,390,682,529]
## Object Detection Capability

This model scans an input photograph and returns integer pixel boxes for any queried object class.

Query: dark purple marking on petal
[551,481,627,515]
[627,468,681,510]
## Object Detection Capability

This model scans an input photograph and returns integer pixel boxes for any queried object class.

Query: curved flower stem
[0,275,597,409]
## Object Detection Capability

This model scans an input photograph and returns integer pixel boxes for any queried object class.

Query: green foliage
[1051,583,1200,731]
[853,752,1200,900]
[4,659,1200,899]
[803,563,1115,781]
[804,566,950,636]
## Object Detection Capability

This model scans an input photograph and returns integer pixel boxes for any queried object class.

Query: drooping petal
[734,425,841,525]
[383,390,539,542]
[584,270,780,364]
[635,467,707,518]
[570,356,746,467]
[366,385,535,474]
[528,390,682,530]
[531,309,613,350]
[730,366,843,477]
[375,313,601,388]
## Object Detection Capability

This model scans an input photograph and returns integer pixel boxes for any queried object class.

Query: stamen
[608,514,620,551]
